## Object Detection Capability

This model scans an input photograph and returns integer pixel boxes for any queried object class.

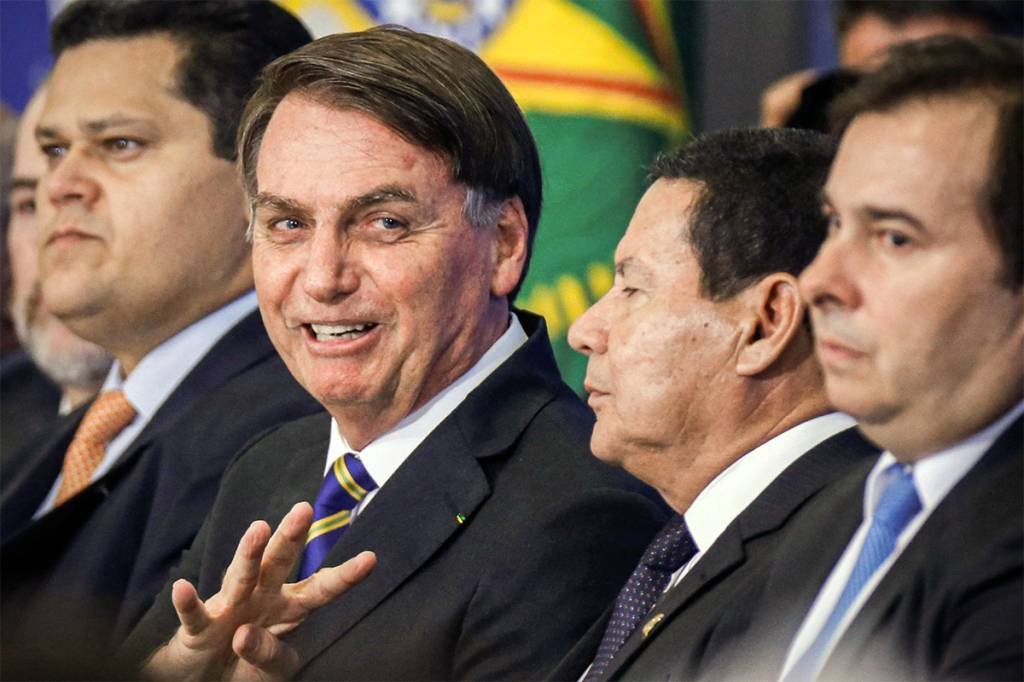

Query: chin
[589,430,626,468]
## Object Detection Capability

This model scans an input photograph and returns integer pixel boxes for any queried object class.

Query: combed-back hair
[238,25,543,300]
[830,36,1023,286]
[649,128,835,301]
[50,0,312,161]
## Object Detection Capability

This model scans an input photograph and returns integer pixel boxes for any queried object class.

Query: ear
[490,196,529,298]
[735,273,805,377]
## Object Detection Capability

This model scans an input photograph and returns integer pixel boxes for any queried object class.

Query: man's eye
[40,144,67,159]
[621,286,638,297]
[103,138,142,154]
[374,216,405,230]
[273,217,304,231]
[881,230,910,248]
[13,198,36,216]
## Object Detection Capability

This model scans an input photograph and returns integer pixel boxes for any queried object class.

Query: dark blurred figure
[1,101,19,356]
[2,84,113,467]
[0,2,319,677]
[762,0,1022,129]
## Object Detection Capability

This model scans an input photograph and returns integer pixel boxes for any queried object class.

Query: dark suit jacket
[549,426,879,681]
[0,350,62,467]
[715,415,1023,681]
[126,313,668,680]
[0,309,322,675]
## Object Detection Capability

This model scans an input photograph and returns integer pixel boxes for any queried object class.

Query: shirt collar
[864,399,1024,516]
[685,412,857,553]
[102,290,259,419]
[326,313,529,484]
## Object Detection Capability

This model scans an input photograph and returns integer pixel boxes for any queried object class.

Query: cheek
[8,230,39,283]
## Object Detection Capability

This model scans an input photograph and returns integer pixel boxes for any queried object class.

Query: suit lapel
[1,408,84,539]
[1,310,275,543]
[820,416,1023,679]
[289,414,492,671]
[604,427,877,680]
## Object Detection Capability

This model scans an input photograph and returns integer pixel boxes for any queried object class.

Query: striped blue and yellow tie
[298,452,377,580]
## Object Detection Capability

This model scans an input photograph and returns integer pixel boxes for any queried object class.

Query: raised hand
[144,502,376,681]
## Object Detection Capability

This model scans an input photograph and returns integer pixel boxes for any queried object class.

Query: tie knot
[641,513,695,572]
[335,452,378,500]
[873,464,921,532]
[79,390,137,444]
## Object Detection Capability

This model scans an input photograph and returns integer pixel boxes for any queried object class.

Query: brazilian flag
[277,0,694,391]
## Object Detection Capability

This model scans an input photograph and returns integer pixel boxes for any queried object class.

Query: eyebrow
[36,114,155,140]
[7,177,37,193]
[252,185,419,220]
[861,205,926,232]
[340,185,418,214]
[616,257,649,279]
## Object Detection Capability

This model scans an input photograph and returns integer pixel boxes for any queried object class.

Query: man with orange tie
[0,2,320,674]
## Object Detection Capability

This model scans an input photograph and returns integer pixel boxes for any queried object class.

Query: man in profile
[723,36,1022,680]
[2,83,112,465]
[550,127,878,680]
[0,1,320,672]
[127,25,665,681]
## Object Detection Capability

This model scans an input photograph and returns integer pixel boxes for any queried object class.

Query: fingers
[172,578,212,636]
[294,550,377,610]
[231,624,300,681]
[220,520,272,606]
[259,502,314,590]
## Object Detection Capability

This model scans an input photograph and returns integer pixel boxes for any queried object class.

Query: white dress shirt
[34,291,259,518]
[780,399,1024,680]
[667,412,857,590]
[325,314,528,519]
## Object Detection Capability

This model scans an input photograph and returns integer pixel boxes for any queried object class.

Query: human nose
[44,149,101,210]
[799,235,861,313]
[568,297,609,357]
[301,227,360,302]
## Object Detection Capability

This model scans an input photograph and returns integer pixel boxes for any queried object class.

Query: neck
[656,379,831,514]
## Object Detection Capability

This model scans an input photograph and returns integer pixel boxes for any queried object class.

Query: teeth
[310,322,375,340]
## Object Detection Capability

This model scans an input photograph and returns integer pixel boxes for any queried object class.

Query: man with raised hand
[0,1,320,673]
[128,25,666,681]
[552,128,878,681]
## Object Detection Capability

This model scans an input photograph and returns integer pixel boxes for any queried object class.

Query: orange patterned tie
[54,389,136,506]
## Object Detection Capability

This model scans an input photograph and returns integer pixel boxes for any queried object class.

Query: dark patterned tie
[584,513,697,681]
[298,452,378,580]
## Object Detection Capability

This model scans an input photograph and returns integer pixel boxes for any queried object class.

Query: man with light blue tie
[716,35,1022,681]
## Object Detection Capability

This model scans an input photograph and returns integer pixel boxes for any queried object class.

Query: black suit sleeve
[119,510,212,669]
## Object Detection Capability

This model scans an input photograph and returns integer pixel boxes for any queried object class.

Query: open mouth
[308,322,378,342]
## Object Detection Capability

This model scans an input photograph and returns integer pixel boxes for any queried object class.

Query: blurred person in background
[760,0,1021,130]
[2,83,113,466]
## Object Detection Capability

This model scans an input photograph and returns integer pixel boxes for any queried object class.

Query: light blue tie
[784,464,922,681]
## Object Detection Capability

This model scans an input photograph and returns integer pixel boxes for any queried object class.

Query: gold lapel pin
[642,613,665,638]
